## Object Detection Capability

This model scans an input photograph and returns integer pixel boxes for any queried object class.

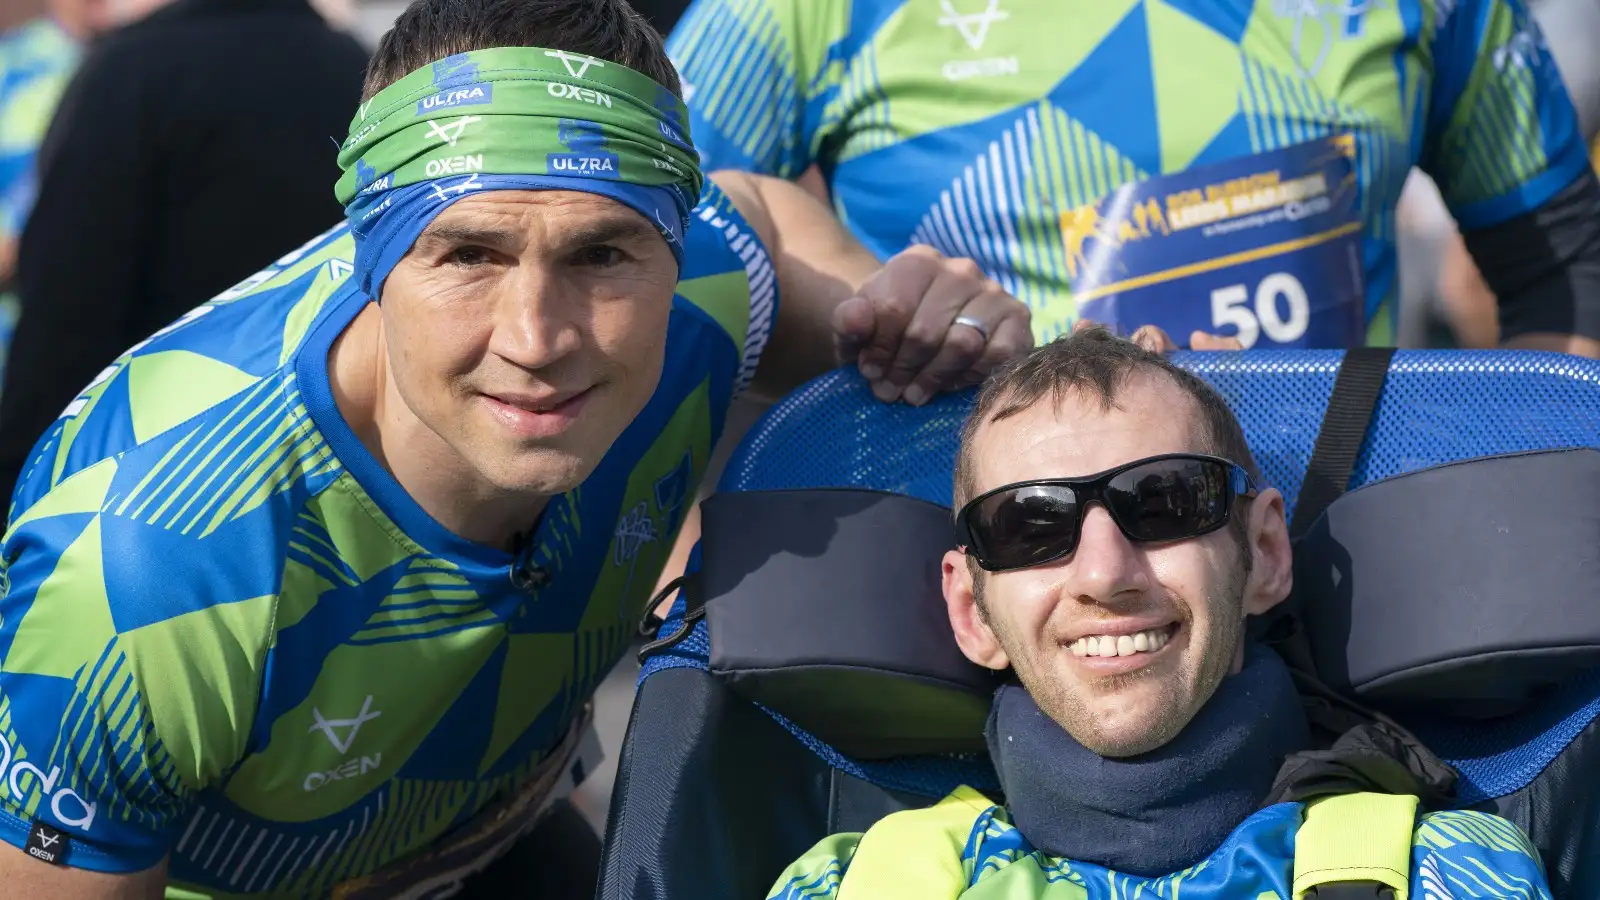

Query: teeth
[1073,627,1171,658]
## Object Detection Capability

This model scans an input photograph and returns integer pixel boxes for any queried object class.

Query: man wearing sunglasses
[766,326,1552,900]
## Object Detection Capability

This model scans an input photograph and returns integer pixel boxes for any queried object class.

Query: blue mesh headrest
[643,350,1600,804]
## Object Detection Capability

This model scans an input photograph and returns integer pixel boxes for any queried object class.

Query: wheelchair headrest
[694,488,998,759]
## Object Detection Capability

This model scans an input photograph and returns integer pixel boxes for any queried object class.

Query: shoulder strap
[1292,792,1418,900]
[834,787,994,900]
[1290,348,1396,540]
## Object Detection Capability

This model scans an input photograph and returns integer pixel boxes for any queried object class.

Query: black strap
[1306,884,1395,899]
[636,571,706,663]
[1289,348,1396,540]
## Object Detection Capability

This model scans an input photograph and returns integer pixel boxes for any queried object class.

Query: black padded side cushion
[597,666,931,900]
[1294,448,1600,717]
[699,488,1000,759]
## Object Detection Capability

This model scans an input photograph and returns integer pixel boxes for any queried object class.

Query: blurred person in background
[0,0,370,509]
[669,0,1600,358]
[1407,0,1600,349]
[650,0,1600,607]
[0,0,96,394]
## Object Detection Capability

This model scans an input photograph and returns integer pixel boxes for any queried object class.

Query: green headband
[336,46,701,204]
[335,47,704,291]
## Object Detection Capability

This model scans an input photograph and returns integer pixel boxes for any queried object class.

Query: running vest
[767,787,1552,899]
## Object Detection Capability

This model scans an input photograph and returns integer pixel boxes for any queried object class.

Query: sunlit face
[378,190,678,498]
[943,373,1290,758]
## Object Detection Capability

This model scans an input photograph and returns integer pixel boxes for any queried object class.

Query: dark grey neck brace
[986,643,1311,877]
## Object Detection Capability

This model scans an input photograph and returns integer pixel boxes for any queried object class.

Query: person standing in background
[1407,0,1600,349]
[0,0,93,395]
[669,0,1600,360]
[650,0,1600,612]
[0,0,370,511]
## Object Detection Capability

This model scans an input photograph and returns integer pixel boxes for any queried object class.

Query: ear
[1241,487,1293,616]
[943,550,1010,670]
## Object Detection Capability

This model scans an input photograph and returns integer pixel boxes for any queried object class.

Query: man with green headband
[0,1,1031,897]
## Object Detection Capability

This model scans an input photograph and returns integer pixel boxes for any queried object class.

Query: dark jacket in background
[629,0,691,34]
[0,0,368,508]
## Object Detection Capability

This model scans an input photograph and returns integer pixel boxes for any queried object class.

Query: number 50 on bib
[1069,136,1365,349]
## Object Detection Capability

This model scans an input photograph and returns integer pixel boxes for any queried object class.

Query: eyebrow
[416,217,662,251]
[560,218,663,248]
[415,223,521,250]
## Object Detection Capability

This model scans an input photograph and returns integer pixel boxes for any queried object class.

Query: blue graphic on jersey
[653,451,694,525]
[1075,137,1364,349]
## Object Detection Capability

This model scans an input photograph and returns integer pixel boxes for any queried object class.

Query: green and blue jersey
[0,182,775,897]
[769,787,1553,899]
[671,0,1591,344]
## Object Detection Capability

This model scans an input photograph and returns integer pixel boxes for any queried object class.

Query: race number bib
[1069,136,1365,349]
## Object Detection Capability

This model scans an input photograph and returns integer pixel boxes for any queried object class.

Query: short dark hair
[362,0,681,102]
[953,326,1260,508]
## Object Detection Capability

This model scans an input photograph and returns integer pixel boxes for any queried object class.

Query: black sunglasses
[954,453,1258,572]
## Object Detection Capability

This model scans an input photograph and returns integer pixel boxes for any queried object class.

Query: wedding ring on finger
[952,314,991,344]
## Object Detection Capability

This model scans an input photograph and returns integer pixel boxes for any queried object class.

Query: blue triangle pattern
[397,637,507,779]
[1188,111,1258,169]
[1047,2,1163,178]
[62,369,137,482]
[100,495,295,633]
[1154,0,1251,44]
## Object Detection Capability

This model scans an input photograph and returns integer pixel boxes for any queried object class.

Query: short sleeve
[1422,0,1592,230]
[1411,811,1553,898]
[0,457,271,872]
[667,0,848,177]
[678,182,779,396]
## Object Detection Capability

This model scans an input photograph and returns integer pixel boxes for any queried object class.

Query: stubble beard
[992,548,1253,759]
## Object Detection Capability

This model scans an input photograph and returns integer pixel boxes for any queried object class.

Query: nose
[1065,504,1149,605]
[488,262,583,369]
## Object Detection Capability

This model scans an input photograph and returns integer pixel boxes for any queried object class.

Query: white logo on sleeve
[308,695,382,755]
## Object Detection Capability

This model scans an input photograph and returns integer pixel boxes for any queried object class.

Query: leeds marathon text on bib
[1070,136,1364,349]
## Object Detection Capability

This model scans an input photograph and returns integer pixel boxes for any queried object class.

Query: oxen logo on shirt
[309,695,382,755]
[936,0,1018,81]
[937,0,1008,50]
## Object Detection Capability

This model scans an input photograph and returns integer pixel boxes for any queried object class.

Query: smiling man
[0,1,1030,897]
[766,327,1553,900]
